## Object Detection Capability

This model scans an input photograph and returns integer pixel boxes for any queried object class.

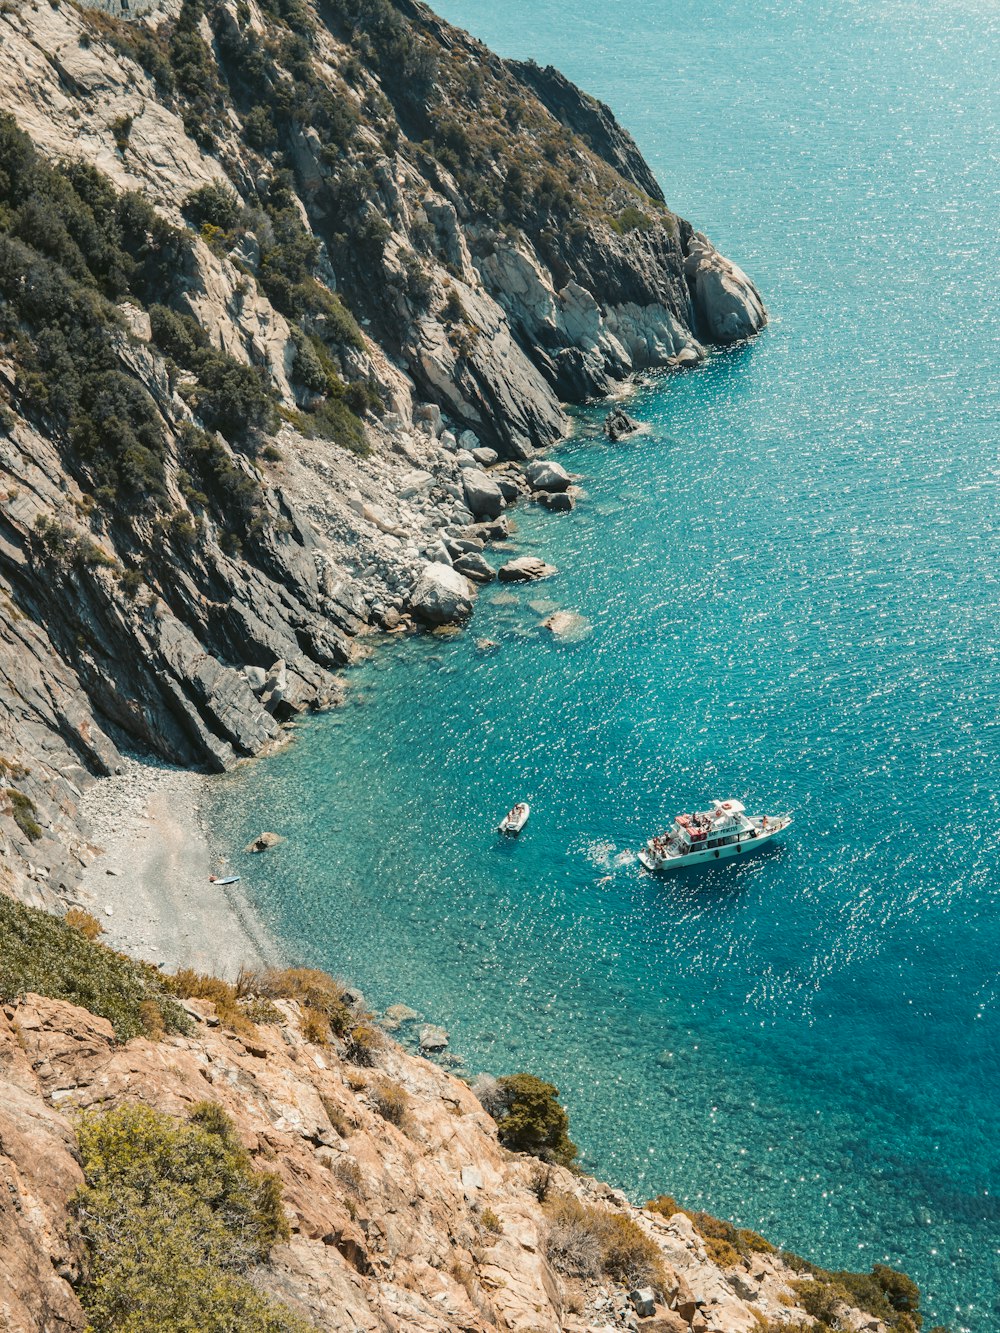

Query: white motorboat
[498,802,530,836]
[638,799,791,871]
[209,874,241,886]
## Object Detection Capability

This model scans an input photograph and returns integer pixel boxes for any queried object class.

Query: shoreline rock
[498,556,559,583]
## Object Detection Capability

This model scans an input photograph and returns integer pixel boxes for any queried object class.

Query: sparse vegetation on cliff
[72,1101,309,1332]
[544,1193,665,1288]
[486,1071,578,1166]
[646,1194,928,1332]
[0,895,188,1040]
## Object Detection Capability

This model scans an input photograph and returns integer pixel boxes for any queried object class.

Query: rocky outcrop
[606,407,641,441]
[498,556,558,583]
[683,232,768,344]
[408,562,476,625]
[0,990,896,1333]
[0,0,766,905]
[508,60,666,204]
[526,459,574,493]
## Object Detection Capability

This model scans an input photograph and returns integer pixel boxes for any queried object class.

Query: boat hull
[498,803,530,836]
[639,818,790,872]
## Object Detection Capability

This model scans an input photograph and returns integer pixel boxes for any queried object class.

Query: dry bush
[480,1206,504,1236]
[343,1020,383,1066]
[241,996,283,1024]
[471,1073,508,1119]
[138,998,165,1041]
[545,1195,664,1288]
[331,1156,364,1198]
[543,1196,603,1279]
[165,969,255,1037]
[646,1195,774,1268]
[529,1163,552,1202]
[65,907,103,941]
[319,1093,353,1137]
[301,1005,331,1045]
[253,967,353,1035]
[370,1076,408,1125]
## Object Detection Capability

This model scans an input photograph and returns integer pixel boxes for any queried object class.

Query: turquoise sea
[212,2,1000,1327]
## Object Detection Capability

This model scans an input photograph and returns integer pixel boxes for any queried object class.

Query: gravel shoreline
[77,755,280,979]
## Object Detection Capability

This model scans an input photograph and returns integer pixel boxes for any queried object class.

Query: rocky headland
[0,0,766,909]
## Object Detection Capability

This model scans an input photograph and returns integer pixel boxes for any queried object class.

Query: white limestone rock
[408,564,476,625]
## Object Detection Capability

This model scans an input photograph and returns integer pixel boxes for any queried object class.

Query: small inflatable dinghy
[498,802,530,836]
[209,874,241,886]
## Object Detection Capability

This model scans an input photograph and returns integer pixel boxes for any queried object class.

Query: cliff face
[0,0,765,906]
[0,988,892,1333]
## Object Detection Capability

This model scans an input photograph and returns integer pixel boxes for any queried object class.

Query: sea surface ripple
[211,1,1000,1326]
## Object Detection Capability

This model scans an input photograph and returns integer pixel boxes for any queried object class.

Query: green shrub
[0,895,188,1041]
[493,1073,577,1166]
[6,787,43,840]
[72,1102,309,1333]
[110,114,133,154]
[177,425,266,534]
[183,183,243,233]
[298,398,370,456]
[0,117,190,509]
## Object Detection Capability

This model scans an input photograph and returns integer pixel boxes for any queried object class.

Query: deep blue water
[212,2,1000,1327]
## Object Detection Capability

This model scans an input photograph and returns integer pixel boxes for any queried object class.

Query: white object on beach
[639,799,791,871]
[498,803,530,836]
[209,875,242,886]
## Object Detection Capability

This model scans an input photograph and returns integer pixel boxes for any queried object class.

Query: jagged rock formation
[0,0,766,905]
[0,989,894,1333]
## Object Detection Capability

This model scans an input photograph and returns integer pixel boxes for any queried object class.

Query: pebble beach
[77,755,278,979]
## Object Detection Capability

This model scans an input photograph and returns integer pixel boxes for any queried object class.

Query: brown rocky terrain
[0,988,894,1333]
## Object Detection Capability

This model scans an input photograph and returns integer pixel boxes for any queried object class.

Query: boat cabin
[667,800,758,853]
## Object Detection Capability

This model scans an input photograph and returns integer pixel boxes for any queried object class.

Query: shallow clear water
[212,2,1000,1326]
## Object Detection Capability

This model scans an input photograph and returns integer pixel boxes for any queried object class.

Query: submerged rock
[418,1024,449,1051]
[246,831,283,852]
[536,490,575,512]
[542,610,592,640]
[384,1003,421,1025]
[498,556,558,583]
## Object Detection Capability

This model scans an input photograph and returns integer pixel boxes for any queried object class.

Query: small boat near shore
[209,874,241,886]
[498,802,530,836]
[638,799,791,871]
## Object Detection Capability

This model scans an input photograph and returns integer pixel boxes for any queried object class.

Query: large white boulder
[462,468,505,519]
[524,459,572,492]
[684,232,767,344]
[409,564,476,625]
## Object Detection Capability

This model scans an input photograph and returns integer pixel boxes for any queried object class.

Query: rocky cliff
[0,981,907,1333]
[0,0,764,905]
